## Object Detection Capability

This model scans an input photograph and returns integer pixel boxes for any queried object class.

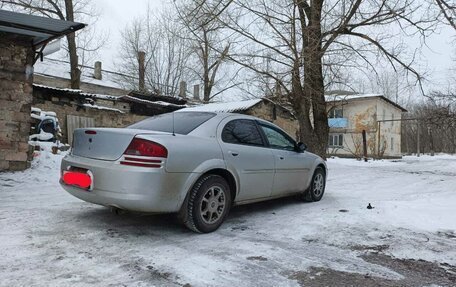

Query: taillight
[123,138,168,158]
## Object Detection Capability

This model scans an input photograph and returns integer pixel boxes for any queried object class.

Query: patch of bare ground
[288,252,456,287]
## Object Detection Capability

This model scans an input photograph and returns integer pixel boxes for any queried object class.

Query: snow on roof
[179,99,262,113]
[33,84,121,101]
[325,93,407,112]
[34,58,130,90]
[325,93,383,102]
[82,103,124,113]
[121,95,187,108]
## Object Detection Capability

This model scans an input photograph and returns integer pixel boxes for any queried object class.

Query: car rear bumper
[60,154,192,213]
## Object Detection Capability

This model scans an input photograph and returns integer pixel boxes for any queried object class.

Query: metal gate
[67,115,95,145]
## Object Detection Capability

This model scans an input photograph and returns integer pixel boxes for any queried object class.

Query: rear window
[127,112,216,135]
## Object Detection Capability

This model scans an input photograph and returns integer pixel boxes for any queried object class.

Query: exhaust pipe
[110,206,126,215]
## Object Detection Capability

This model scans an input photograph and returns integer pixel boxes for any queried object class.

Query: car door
[257,122,312,197]
[218,118,275,202]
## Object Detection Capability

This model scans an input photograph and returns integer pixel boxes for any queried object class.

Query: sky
[91,0,163,70]
[65,0,456,100]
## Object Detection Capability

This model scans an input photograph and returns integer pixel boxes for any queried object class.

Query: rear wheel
[180,175,232,233]
[302,167,326,202]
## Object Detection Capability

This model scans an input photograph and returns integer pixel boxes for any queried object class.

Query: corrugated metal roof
[179,99,262,113]
[0,9,85,46]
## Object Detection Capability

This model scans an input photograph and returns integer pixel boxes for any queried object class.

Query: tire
[302,167,326,202]
[180,175,232,233]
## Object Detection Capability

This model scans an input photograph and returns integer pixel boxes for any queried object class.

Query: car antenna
[172,111,176,136]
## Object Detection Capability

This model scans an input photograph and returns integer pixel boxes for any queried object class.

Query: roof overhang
[326,94,408,112]
[0,9,85,61]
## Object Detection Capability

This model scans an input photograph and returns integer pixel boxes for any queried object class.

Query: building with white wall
[326,93,407,158]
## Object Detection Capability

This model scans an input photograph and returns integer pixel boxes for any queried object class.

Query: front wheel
[180,175,232,233]
[302,167,326,202]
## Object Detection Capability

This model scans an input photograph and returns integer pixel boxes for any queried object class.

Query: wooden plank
[66,115,95,145]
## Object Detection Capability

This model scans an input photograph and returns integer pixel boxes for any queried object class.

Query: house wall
[327,97,403,158]
[376,99,403,157]
[0,39,34,171]
[245,101,299,139]
[32,90,147,144]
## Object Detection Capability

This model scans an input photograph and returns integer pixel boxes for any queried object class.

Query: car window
[222,119,264,146]
[259,124,296,151]
[127,112,216,135]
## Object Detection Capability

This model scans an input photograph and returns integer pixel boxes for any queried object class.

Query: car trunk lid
[71,128,171,161]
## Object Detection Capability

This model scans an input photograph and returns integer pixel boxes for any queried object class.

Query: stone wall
[32,95,147,144]
[0,39,34,171]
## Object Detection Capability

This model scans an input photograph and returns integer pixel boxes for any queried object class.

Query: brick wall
[0,40,34,171]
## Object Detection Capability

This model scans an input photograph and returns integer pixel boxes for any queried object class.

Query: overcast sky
[89,0,454,97]
[91,0,162,70]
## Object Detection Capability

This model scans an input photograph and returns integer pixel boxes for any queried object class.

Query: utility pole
[377,122,381,159]
[428,125,435,156]
[417,120,420,157]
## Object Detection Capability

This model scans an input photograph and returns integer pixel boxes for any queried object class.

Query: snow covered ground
[1,147,455,286]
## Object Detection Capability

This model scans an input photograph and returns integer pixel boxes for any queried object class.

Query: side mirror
[297,142,307,152]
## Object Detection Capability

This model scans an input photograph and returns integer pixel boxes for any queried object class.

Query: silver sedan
[60,112,327,233]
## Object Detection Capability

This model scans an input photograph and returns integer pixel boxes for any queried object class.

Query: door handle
[279,156,284,160]
[229,151,239,157]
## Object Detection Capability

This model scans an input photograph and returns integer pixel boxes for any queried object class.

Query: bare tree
[118,8,192,96]
[175,0,239,102]
[203,0,442,158]
[402,92,456,154]
[434,0,456,30]
[1,0,104,89]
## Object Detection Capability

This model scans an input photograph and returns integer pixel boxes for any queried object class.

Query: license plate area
[62,167,93,190]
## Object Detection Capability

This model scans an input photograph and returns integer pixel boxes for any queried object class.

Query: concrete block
[5,152,28,162]
[8,160,30,171]
[0,160,9,171]
[18,142,30,152]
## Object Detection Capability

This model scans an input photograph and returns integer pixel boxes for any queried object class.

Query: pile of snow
[29,129,54,141]
[179,99,262,113]
[30,107,58,121]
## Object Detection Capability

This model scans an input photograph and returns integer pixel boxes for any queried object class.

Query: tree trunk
[298,1,328,159]
[202,30,211,103]
[65,0,81,89]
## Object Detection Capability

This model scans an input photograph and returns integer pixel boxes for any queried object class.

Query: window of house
[391,113,395,127]
[328,134,344,147]
[222,119,264,146]
[328,108,343,118]
[259,124,296,151]
[391,137,394,151]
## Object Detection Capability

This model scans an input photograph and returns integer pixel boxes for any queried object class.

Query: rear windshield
[128,112,216,135]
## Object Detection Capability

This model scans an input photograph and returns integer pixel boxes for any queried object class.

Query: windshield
[127,112,216,135]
